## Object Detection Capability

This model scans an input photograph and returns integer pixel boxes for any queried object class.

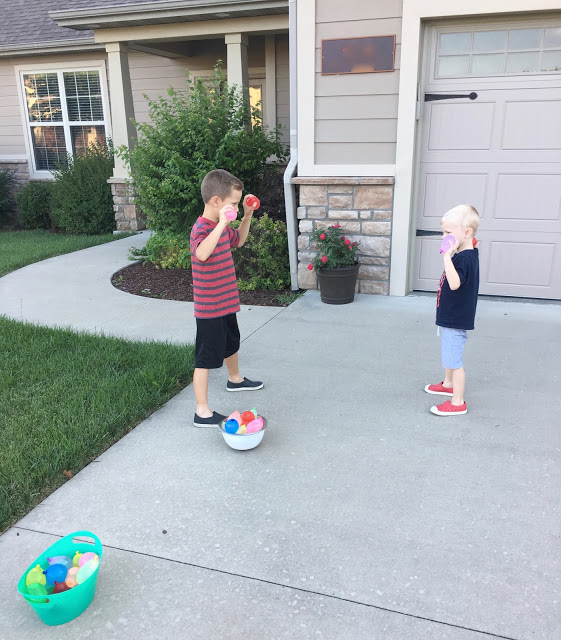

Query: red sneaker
[430,400,467,416]
[424,382,453,396]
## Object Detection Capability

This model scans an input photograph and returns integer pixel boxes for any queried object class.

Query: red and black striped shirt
[190,216,240,319]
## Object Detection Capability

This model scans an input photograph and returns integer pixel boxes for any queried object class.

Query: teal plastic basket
[17,530,102,626]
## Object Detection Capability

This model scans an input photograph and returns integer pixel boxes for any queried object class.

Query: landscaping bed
[112,261,302,307]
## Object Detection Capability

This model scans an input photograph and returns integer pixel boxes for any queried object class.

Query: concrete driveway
[0,236,559,639]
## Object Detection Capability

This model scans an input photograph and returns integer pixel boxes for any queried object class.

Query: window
[20,69,107,173]
[321,36,396,75]
[436,26,561,78]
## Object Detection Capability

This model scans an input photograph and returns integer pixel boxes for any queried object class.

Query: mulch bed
[112,262,295,307]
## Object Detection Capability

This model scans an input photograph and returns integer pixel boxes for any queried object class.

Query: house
[1,1,560,300]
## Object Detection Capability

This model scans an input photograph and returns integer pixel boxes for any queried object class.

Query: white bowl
[218,418,267,451]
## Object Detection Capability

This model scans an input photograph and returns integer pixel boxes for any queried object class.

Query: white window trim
[14,61,111,180]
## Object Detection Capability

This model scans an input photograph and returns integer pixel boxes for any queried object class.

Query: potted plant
[308,224,360,304]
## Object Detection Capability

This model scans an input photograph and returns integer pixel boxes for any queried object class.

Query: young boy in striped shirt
[190,169,263,428]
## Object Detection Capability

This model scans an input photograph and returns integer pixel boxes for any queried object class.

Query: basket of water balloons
[17,530,102,626]
[219,409,267,450]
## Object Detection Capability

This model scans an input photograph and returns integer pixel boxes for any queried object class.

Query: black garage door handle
[424,92,478,102]
[416,230,441,236]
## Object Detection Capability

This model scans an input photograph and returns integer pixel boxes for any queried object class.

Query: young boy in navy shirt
[190,169,263,428]
[425,204,480,416]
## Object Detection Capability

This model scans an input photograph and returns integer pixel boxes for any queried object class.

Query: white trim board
[391,0,561,296]
[305,164,396,178]
[296,0,315,176]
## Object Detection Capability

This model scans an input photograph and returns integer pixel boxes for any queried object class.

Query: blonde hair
[441,204,480,234]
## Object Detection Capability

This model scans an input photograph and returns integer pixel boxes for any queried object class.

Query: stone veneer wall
[0,160,30,211]
[294,177,394,295]
[108,178,147,231]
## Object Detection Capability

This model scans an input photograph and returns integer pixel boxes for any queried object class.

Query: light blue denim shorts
[440,327,468,369]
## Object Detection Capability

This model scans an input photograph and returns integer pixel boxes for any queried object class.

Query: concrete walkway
[0,231,283,343]
[0,237,560,639]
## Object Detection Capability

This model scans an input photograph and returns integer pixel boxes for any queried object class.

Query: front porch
[51,2,289,230]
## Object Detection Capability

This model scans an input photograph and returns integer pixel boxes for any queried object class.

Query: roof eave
[0,38,101,58]
[50,0,288,31]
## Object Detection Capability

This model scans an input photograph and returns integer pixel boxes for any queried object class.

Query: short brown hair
[201,169,244,203]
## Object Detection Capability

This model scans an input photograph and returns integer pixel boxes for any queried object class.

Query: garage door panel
[420,172,488,224]
[495,174,561,221]
[412,237,442,291]
[487,240,557,286]
[428,102,495,150]
[502,100,561,150]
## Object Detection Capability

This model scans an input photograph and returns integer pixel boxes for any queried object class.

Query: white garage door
[413,22,561,299]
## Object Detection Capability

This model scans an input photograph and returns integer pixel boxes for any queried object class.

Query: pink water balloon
[246,417,264,433]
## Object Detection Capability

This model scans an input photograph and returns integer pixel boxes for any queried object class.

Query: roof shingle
[0,0,202,48]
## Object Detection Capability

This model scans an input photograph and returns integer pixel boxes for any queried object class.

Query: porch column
[225,33,249,103]
[105,42,145,231]
[105,42,136,179]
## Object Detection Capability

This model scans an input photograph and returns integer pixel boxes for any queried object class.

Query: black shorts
[195,313,240,369]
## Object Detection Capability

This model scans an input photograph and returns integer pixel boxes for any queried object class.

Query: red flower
[341,235,345,240]
[319,233,326,240]
[352,242,357,247]
[321,256,327,264]
[345,238,351,245]
[348,245,353,250]
[307,263,314,271]
[335,224,342,228]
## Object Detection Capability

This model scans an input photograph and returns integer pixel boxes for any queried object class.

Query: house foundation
[294,177,394,295]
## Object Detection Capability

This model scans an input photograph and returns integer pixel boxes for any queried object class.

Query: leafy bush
[233,214,290,291]
[254,169,286,223]
[51,143,115,234]
[119,65,287,235]
[16,181,53,230]
[130,215,290,291]
[0,169,14,224]
[130,230,191,269]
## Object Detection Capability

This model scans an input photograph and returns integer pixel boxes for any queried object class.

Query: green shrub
[16,181,53,229]
[130,230,191,269]
[51,143,115,234]
[234,214,290,291]
[119,65,287,235]
[0,169,14,224]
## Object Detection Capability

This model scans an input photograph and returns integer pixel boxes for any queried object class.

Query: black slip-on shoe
[226,377,264,392]
[193,411,227,428]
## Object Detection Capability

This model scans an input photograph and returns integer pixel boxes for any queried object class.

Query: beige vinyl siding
[275,35,290,146]
[314,0,403,165]
[0,59,26,156]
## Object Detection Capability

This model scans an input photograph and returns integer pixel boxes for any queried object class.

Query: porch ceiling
[50,0,288,31]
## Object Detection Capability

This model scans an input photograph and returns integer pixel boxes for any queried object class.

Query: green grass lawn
[0,316,195,533]
[0,230,135,277]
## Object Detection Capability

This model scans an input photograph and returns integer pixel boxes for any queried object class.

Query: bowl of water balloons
[17,530,102,626]
[219,409,267,450]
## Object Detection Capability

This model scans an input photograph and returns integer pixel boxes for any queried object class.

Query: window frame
[15,61,111,180]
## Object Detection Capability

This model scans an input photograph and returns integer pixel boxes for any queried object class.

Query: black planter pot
[317,263,359,304]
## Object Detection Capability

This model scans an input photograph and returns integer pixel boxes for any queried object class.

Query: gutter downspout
[283,0,299,291]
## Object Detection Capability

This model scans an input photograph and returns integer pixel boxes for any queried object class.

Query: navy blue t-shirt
[436,248,479,330]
